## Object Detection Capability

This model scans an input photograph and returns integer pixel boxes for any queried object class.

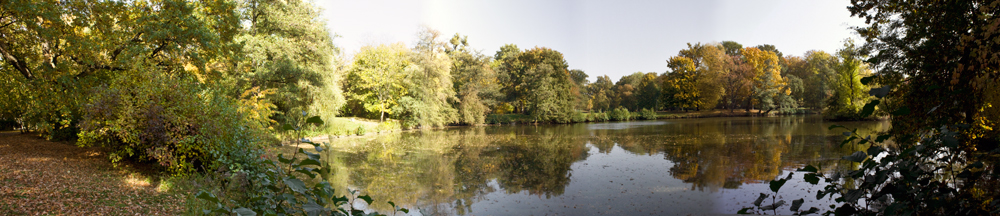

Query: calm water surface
[316,115,888,215]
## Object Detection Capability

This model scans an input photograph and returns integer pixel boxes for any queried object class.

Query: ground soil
[0,132,186,215]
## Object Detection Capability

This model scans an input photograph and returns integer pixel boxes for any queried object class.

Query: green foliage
[196,116,400,216]
[637,108,658,120]
[236,0,340,124]
[447,33,500,125]
[355,126,366,136]
[824,40,874,120]
[609,107,632,121]
[394,28,459,128]
[77,70,274,174]
[342,44,411,121]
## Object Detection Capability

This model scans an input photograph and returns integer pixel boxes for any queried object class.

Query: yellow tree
[741,47,789,113]
[343,43,411,121]
[662,56,701,110]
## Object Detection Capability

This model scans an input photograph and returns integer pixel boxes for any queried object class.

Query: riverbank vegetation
[1,0,997,215]
[741,0,1000,215]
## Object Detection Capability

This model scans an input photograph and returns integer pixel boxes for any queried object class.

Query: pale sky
[315,0,866,82]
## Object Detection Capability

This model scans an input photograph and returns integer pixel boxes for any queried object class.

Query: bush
[591,111,609,122]
[77,71,274,174]
[609,107,632,121]
[638,108,658,120]
[354,126,366,136]
[572,111,587,123]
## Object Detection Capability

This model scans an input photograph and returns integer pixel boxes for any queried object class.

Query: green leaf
[358,195,374,205]
[875,134,892,142]
[400,208,409,213]
[797,165,818,173]
[803,207,820,214]
[868,86,890,98]
[302,202,326,216]
[867,146,883,156]
[282,123,295,131]
[388,201,396,208]
[860,75,876,85]
[234,208,257,216]
[790,198,804,212]
[306,116,324,125]
[860,100,880,117]
[843,151,868,162]
[737,207,753,214]
[299,159,322,167]
[284,178,307,193]
[315,145,324,152]
[196,191,220,203]
[804,173,820,185]
[761,200,785,210]
[891,106,910,115]
[770,179,787,193]
[753,193,768,206]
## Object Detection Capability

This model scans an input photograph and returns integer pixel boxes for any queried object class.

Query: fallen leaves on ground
[0,132,187,215]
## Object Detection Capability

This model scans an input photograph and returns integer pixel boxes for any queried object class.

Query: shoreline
[309,109,874,141]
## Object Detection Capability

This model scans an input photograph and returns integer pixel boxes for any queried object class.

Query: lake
[313,115,888,215]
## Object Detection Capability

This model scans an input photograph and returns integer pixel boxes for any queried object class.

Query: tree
[517,47,577,122]
[721,41,743,56]
[343,44,410,121]
[0,0,243,137]
[721,55,752,112]
[239,0,340,124]
[611,72,646,110]
[662,56,700,110]
[742,47,788,114]
[447,33,500,125]
[395,27,459,128]
[824,40,872,120]
[588,75,614,112]
[850,0,1000,140]
[492,44,526,113]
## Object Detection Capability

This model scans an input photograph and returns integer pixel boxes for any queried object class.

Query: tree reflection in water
[313,115,887,214]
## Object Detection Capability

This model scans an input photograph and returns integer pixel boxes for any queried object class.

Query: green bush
[609,107,632,121]
[571,111,587,123]
[77,71,274,174]
[638,108,658,120]
[591,111,609,122]
[354,126,366,136]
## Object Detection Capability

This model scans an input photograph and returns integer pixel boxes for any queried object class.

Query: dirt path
[0,132,187,215]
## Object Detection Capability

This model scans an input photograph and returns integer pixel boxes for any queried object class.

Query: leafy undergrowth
[0,132,190,215]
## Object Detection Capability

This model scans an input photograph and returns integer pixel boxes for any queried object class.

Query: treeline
[336,31,879,127]
[0,0,876,171]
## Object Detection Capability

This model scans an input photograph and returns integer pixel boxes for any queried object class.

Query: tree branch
[0,39,34,80]
[148,39,170,59]
[111,32,143,61]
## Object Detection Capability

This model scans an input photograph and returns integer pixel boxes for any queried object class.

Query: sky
[315,0,866,82]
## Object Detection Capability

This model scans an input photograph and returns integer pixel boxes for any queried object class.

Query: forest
[1,0,999,215]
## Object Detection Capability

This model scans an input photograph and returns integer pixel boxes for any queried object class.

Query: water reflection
[314,115,888,215]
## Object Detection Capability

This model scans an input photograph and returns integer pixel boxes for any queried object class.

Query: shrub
[77,71,274,174]
[591,111,609,122]
[638,108,658,120]
[354,126,366,136]
[571,111,587,123]
[609,107,632,121]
